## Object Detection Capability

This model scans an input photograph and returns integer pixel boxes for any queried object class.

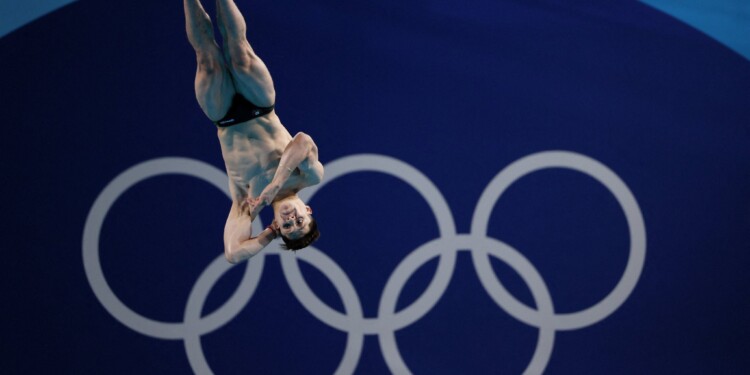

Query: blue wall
[1,0,748,374]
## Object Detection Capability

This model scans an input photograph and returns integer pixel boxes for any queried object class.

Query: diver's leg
[215,0,275,107]
[184,0,235,121]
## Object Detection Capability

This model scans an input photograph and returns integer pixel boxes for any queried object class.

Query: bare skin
[184,0,324,263]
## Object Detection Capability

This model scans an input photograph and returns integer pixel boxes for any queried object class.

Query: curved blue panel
[0,0,78,38]
[641,0,750,60]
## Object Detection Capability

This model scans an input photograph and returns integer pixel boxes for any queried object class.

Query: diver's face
[274,199,312,240]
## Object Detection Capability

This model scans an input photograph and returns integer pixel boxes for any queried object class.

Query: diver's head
[272,195,320,251]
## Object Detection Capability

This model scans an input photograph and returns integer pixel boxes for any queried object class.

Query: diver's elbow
[224,245,240,264]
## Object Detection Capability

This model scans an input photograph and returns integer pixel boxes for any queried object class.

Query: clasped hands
[243,182,282,227]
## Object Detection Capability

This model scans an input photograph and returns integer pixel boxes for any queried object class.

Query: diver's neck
[272,193,300,209]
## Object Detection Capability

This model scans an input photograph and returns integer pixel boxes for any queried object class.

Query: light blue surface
[0,0,78,38]
[641,0,750,60]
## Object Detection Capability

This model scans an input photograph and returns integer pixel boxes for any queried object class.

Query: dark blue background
[1,0,748,374]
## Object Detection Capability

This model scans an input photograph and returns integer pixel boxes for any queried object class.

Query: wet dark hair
[280,217,320,251]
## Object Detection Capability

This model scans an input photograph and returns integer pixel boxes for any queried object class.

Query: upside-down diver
[184,0,324,263]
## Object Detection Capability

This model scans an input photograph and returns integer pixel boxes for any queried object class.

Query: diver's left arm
[258,132,324,204]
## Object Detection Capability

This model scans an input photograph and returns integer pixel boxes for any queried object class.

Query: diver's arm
[258,132,323,205]
[296,135,324,187]
[223,203,277,263]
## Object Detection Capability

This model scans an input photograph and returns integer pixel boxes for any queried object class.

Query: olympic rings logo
[82,151,646,375]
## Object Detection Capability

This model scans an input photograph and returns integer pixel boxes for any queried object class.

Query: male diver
[184,0,323,263]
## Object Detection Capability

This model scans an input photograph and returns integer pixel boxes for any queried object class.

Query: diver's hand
[266,222,280,238]
[244,196,265,217]
[258,183,281,206]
